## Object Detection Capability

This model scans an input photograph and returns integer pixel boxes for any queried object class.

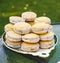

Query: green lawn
[0,0,60,35]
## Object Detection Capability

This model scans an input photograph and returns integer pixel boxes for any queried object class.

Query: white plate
[2,32,58,58]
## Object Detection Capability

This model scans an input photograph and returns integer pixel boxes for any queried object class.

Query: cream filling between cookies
[8,37,21,41]
[22,37,40,42]
[6,43,20,48]
[32,28,48,33]
[40,36,54,40]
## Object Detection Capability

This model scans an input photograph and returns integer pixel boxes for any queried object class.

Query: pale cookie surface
[6,31,21,41]
[35,16,51,24]
[14,22,31,34]
[6,40,21,48]
[9,16,25,24]
[39,39,55,49]
[4,23,14,32]
[22,33,40,43]
[22,12,37,21]
[21,42,39,52]
[40,32,54,41]
[32,23,49,34]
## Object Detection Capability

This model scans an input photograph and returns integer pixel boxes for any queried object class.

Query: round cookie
[40,32,54,41]
[4,23,14,32]
[22,33,40,43]
[21,12,37,21]
[9,16,25,24]
[14,22,31,34]
[32,23,49,34]
[39,39,55,49]
[6,39,21,48]
[5,31,21,41]
[34,16,51,24]
[21,42,39,52]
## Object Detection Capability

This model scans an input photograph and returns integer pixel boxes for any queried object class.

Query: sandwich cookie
[34,16,51,24]
[40,32,54,41]
[14,22,31,34]
[39,39,55,49]
[22,33,40,43]
[6,39,21,48]
[21,12,37,21]
[21,42,39,52]
[32,23,49,34]
[5,31,21,41]
[4,23,14,32]
[9,16,25,24]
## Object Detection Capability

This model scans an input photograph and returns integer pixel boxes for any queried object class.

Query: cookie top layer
[9,16,25,24]
[35,16,51,24]
[6,31,21,39]
[4,23,14,32]
[22,12,37,21]
[14,22,31,30]
[32,22,49,29]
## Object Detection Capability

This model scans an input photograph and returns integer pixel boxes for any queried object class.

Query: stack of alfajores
[4,11,55,52]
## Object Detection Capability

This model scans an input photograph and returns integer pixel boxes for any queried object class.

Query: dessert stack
[4,11,55,52]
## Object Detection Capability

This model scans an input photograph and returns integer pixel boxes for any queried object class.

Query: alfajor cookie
[21,42,39,52]
[40,32,54,41]
[39,39,55,49]
[4,23,14,32]
[34,16,51,24]
[5,31,21,41]
[32,23,49,34]
[14,22,31,34]
[21,12,37,21]
[22,33,40,43]
[9,16,25,24]
[6,39,21,48]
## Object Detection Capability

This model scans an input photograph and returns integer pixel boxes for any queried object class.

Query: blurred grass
[0,0,60,35]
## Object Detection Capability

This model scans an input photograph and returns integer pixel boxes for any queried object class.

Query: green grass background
[0,0,60,35]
